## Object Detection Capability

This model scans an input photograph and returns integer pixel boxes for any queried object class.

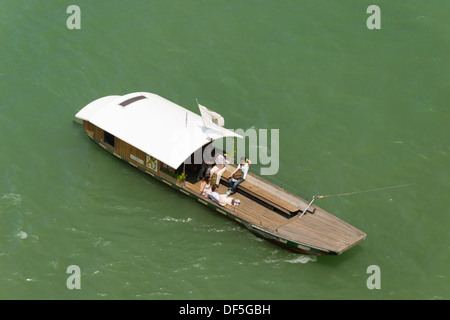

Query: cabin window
[119,95,147,107]
[104,131,115,147]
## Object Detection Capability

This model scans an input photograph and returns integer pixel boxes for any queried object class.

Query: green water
[1,0,449,300]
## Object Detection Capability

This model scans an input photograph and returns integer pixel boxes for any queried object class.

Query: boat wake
[285,255,317,264]
[264,254,317,265]
[15,231,39,241]
[162,216,193,223]
[17,231,28,240]
[1,193,22,206]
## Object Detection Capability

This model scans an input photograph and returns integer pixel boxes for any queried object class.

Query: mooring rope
[317,182,419,199]
[316,176,450,199]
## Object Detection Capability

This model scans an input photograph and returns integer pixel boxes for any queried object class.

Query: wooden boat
[75,92,366,255]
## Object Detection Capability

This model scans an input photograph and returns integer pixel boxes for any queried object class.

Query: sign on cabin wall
[146,155,158,173]
[130,154,144,165]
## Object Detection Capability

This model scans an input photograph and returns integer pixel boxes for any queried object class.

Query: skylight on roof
[119,95,147,107]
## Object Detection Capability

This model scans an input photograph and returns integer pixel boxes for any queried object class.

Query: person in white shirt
[207,184,239,206]
[209,151,227,185]
[227,157,251,196]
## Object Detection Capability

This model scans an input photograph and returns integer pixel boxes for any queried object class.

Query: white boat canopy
[75,92,242,169]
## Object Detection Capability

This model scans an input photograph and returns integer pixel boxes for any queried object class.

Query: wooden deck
[184,166,366,254]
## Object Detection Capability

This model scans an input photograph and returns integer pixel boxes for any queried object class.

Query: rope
[318,182,419,199]
[318,176,450,199]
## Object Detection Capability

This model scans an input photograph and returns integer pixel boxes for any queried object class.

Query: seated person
[199,175,211,197]
[207,184,240,206]
[227,157,251,196]
[197,143,215,181]
[209,151,227,184]
[197,158,214,182]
